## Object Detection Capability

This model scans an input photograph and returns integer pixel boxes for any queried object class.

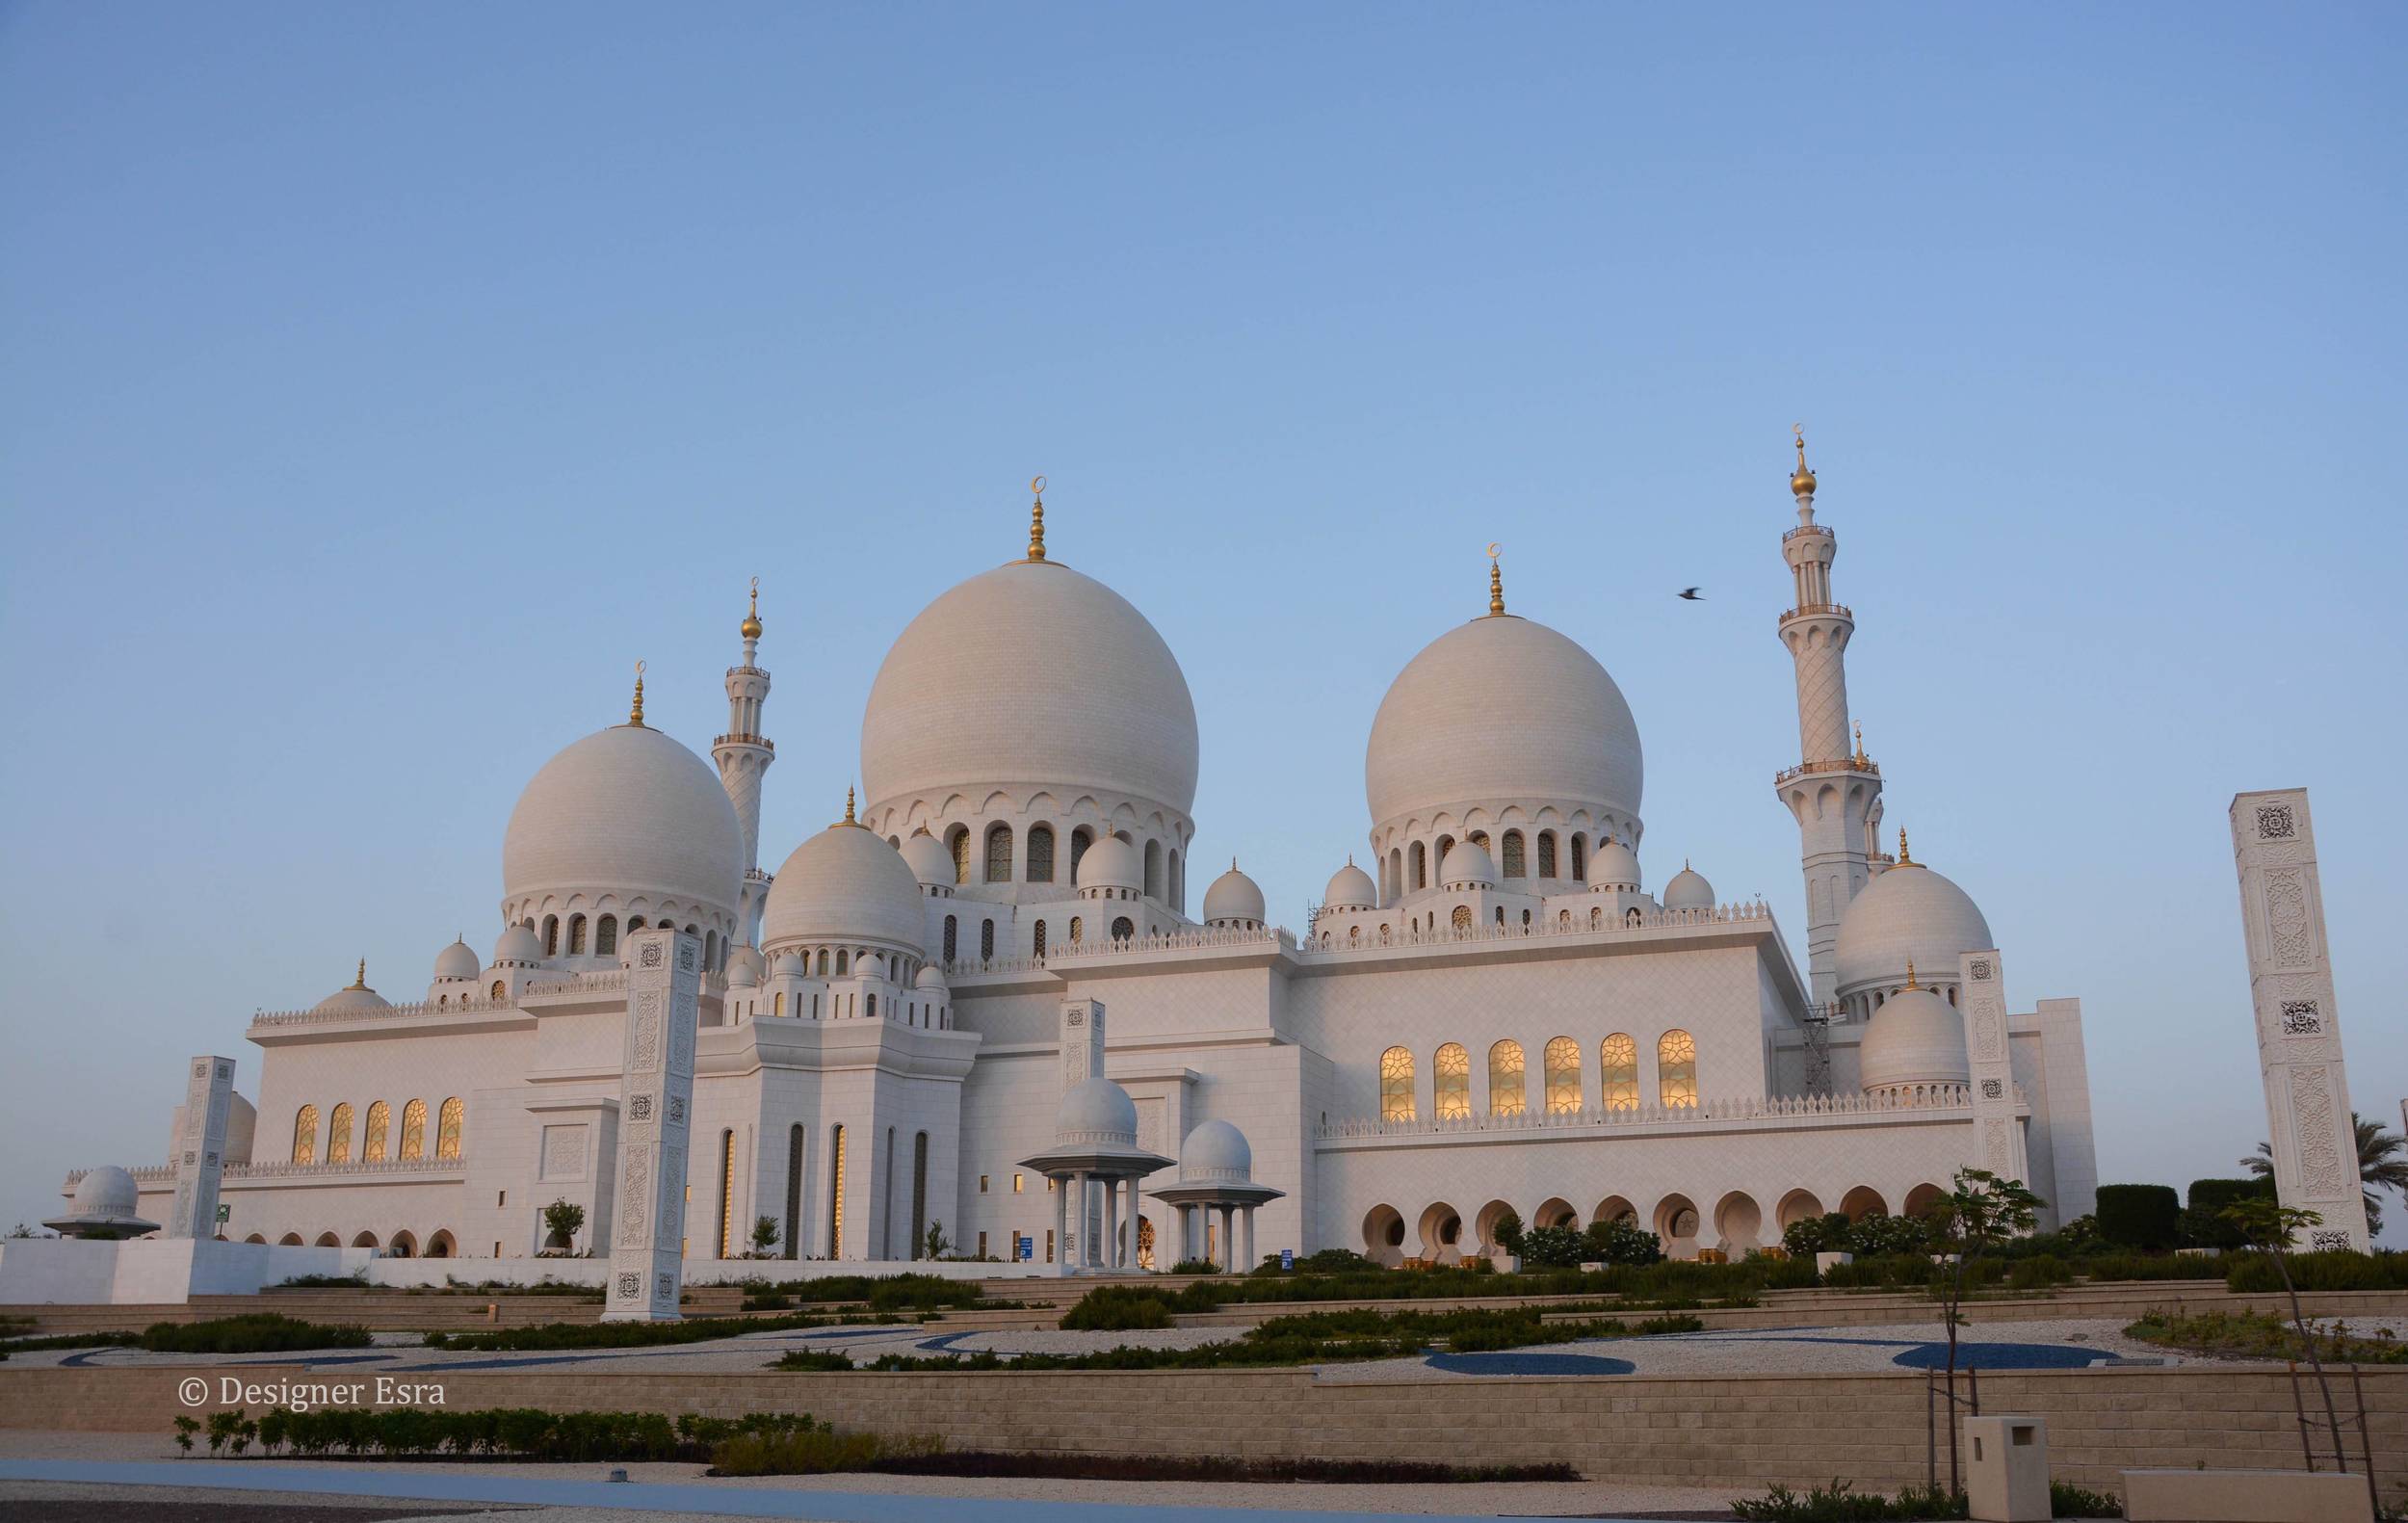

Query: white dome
[1077,833,1143,891]
[1835,862,1992,997]
[726,943,766,984]
[432,939,481,982]
[314,965,390,1013]
[1202,863,1266,924]
[725,956,759,987]
[71,1165,140,1218]
[770,948,806,978]
[493,924,544,965]
[1179,1118,1253,1183]
[1366,614,1643,833]
[1858,986,1971,1091]
[1440,838,1497,887]
[761,822,928,958]
[1055,1075,1139,1146]
[899,830,955,886]
[1322,861,1376,910]
[861,559,1199,818]
[502,722,743,926]
[1662,862,1715,911]
[1588,838,1641,891]
[914,964,948,991]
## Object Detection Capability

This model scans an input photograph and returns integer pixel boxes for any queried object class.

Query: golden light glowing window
[1434,1043,1471,1120]
[1658,1030,1698,1108]
[436,1097,463,1159]
[1602,1033,1639,1111]
[400,1098,427,1161]
[327,1103,354,1163]
[1543,1037,1582,1114]
[1488,1039,1526,1116]
[1379,1046,1415,1121]
[827,1123,847,1257]
[292,1105,318,1165]
[363,1100,389,1162]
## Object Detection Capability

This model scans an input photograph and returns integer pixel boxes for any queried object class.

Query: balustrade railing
[70,1156,467,1188]
[1774,757,1877,785]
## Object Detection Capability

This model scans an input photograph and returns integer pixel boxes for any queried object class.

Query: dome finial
[1026,475,1048,563]
[842,785,857,826]
[351,957,367,989]
[741,576,763,642]
[628,661,646,726]
[1485,542,1505,617]
[1895,826,1923,868]
[1904,958,1920,990]
[1791,423,1817,500]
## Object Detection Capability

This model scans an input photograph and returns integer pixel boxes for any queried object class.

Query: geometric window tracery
[1380,1045,1415,1122]
[1657,1029,1698,1108]
[1601,1033,1639,1110]
[1543,1037,1582,1114]
[1488,1039,1527,1117]
[1434,1042,1471,1120]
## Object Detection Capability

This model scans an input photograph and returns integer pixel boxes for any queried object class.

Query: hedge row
[174,1405,824,1460]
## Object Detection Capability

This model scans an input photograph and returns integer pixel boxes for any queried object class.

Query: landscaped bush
[195,1405,830,1461]
[2094,1184,2181,1251]
[850,1450,1582,1484]
[1058,1285,1174,1331]
[426,1309,849,1352]
[141,1315,371,1353]
[1166,1258,1218,1274]
[271,1273,370,1290]
[2183,1178,2274,1249]
[1845,1212,1931,1257]
[2225,1248,2408,1294]
[711,1416,935,1475]
[0,1329,144,1352]
[2125,1307,2405,1365]
[1516,1224,1588,1269]
[1732,1478,2121,1519]
[2081,1252,2223,1282]
[1581,1217,1667,1265]
[734,1274,988,1312]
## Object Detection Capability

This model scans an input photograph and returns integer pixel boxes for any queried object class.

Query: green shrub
[714,1423,936,1475]
[1166,1258,1217,1274]
[1579,1218,1666,1265]
[1733,1479,1968,1519]
[1517,1225,1588,1269]
[2095,1185,2181,1251]
[2226,1249,2408,1293]
[1846,1212,1930,1257]
[2125,1307,2406,1365]
[185,1405,798,1461]
[427,1309,844,1352]
[727,1274,987,1311]
[2006,1255,2072,1292]
[140,1315,371,1353]
[2183,1178,2274,1249]
[2082,1253,2222,1282]
[271,1273,369,1289]
[1058,1286,1173,1331]
[1,1329,144,1352]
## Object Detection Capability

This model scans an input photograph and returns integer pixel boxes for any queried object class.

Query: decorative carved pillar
[168,1056,236,1240]
[602,929,702,1321]
[1957,951,2030,1188]
[2229,790,2369,1251]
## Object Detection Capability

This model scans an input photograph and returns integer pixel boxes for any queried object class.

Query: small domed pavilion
[1148,1119,1284,1271]
[1018,1076,1173,1274]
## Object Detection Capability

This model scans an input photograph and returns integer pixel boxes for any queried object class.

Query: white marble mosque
[59,442,2099,1274]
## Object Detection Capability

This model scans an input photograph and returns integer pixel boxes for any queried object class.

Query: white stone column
[1218,1205,1236,1270]
[1102,1176,1119,1270]
[168,1056,237,1240]
[1053,1173,1070,1276]
[1123,1181,1139,1268]
[603,930,702,1321]
[1958,951,2031,1188]
[2230,790,2370,1250]
[1242,1205,1256,1272]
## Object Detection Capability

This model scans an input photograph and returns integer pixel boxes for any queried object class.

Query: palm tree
[2243,1112,2408,1237]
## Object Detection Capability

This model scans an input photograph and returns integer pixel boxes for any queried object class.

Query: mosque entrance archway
[1593,1195,1636,1226]
[1473,1199,1517,1257]
[1714,1192,1764,1255]
[1533,1196,1578,1231]
[1840,1186,1888,1221]
[1775,1189,1825,1231]
[279,1233,303,1247]
[1361,1204,1406,1268]
[427,1230,457,1258]
[351,1231,379,1249]
[313,1232,339,1247]
[1902,1183,1948,1221]
[1653,1194,1701,1259]
[1416,1202,1462,1264]
[388,1230,418,1258]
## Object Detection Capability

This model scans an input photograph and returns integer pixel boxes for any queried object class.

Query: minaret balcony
[1777,603,1852,624]
[1774,757,1879,786]
[1782,523,1836,543]
[715,733,774,751]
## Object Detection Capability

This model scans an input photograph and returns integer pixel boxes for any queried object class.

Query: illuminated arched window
[1379,1046,1415,1121]
[489,979,505,999]
[1068,915,1083,943]
[774,991,784,1016]
[1487,1039,1526,1116]
[1569,834,1585,880]
[1033,920,1048,958]
[327,1102,354,1163]
[1537,831,1557,879]
[984,824,1013,883]
[1027,824,1056,882]
[1501,830,1526,879]
[595,915,617,956]
[1658,1030,1698,1108]
[400,1099,427,1160]
[1411,841,1427,889]
[949,827,971,884]
[1451,905,1473,933]
[1602,1033,1639,1110]
[292,1105,319,1165]
[827,1123,847,1257]
[1543,1037,1581,1114]
[1589,906,1603,930]
[363,1100,390,1162]
[436,1097,464,1159]
[1434,1043,1471,1120]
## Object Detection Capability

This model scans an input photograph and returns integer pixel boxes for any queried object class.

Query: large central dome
[861,559,1199,818]
[1366,614,1643,831]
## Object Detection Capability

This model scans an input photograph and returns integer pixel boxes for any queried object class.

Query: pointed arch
[1543,1037,1582,1114]
[435,1097,464,1159]
[400,1100,427,1161]
[1434,1042,1470,1119]
[327,1102,354,1163]
[1026,823,1056,882]
[363,1100,390,1162]
[983,824,1013,883]
[1487,1039,1526,1116]
[1657,1031,1698,1108]
[1379,1046,1415,1121]
[1601,1033,1639,1111]
[292,1105,319,1165]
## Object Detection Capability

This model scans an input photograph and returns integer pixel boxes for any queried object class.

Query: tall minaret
[1774,429,1882,1006]
[715,579,774,949]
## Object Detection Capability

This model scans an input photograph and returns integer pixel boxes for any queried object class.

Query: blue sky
[3,4,2403,1242]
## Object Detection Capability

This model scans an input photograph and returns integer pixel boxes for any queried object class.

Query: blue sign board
[1280,1247,1295,1271]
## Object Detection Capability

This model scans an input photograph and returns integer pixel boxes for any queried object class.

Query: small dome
[1322,861,1376,911]
[1835,859,1992,998]
[71,1165,140,1218]
[1588,838,1641,891]
[1858,986,1971,1091]
[432,938,481,982]
[1662,862,1715,911]
[761,821,928,958]
[1440,838,1497,887]
[726,956,759,987]
[900,830,955,887]
[493,924,544,966]
[1179,1118,1253,1183]
[314,963,390,1013]
[1056,1075,1139,1146]
[502,722,743,928]
[725,943,766,984]
[770,948,806,978]
[914,964,948,991]
[1202,862,1267,924]
[1077,833,1142,892]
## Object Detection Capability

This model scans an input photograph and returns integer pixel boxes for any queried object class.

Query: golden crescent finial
[1030,475,1047,497]
[1026,476,1049,563]
[1486,543,1505,617]
[1790,425,1818,498]
[629,661,647,726]
[741,578,763,641]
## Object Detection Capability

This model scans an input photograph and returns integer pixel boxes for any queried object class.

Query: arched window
[1411,841,1427,890]
[490,979,505,1000]
[1434,1043,1471,1120]
[865,992,877,1020]
[783,1124,804,1260]
[949,827,971,884]
[1388,848,1402,901]
[703,929,717,968]
[327,1102,354,1163]
[363,1100,390,1162]
[1451,905,1473,933]
[835,949,850,975]
[436,1097,464,1158]
[596,915,617,956]
[774,991,784,1016]
[1543,1037,1582,1114]
[1033,920,1048,958]
[627,916,646,932]
[1143,839,1162,899]
[1495,906,1506,926]
[1626,906,1643,927]
[1067,915,1083,943]
[1537,831,1558,879]
[717,1128,737,1258]
[1588,906,1603,930]
[1488,1040,1526,1116]
[813,948,826,975]
[1348,926,1361,947]
[400,1099,428,1161]
[1435,835,1455,875]
[1111,916,1134,942]
[1379,1046,1415,1121]
[1379,923,1391,944]
[941,917,956,962]
[1469,829,1489,849]
[1069,826,1093,878]
[827,1123,847,1258]
[983,824,1013,882]
[1557,909,1571,931]
[1602,1033,1639,1110]
[1168,847,1182,911]
[980,920,995,960]
[911,1132,929,1259]
[1520,908,1531,930]
[1569,834,1585,881]
[1658,1030,1698,1108]
[541,915,560,956]
[1027,824,1056,882]
[292,1105,319,1165]
[567,914,588,955]
[1501,830,1526,878]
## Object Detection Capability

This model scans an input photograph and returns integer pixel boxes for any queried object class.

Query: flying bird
[1678,587,1703,600]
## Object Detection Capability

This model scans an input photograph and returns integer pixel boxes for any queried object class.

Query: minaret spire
[1773,428,1883,1009]
[714,581,776,953]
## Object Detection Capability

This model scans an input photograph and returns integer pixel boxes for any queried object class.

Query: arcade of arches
[1356,1181,1949,1266]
